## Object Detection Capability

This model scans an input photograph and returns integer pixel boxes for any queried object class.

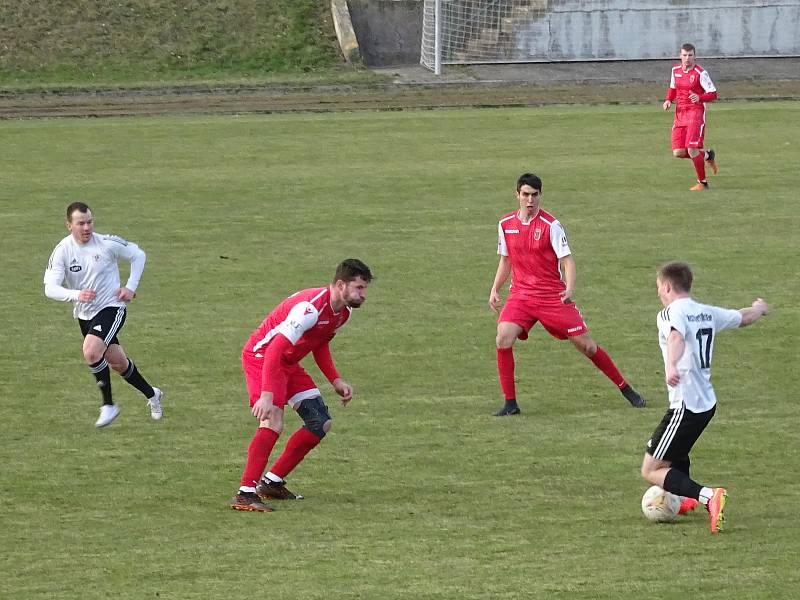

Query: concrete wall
[517,0,800,61]
[421,0,800,67]
[347,0,422,66]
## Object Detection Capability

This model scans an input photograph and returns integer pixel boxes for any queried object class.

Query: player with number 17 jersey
[657,298,741,413]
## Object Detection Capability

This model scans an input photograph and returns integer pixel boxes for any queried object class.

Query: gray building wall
[523,0,800,61]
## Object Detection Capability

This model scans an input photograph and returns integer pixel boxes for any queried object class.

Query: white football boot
[95,404,121,428]
[147,388,163,421]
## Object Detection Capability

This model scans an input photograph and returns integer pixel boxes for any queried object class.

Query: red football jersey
[497,209,571,300]
[667,63,717,122]
[243,286,351,365]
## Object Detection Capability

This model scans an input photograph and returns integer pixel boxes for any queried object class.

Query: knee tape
[297,396,331,438]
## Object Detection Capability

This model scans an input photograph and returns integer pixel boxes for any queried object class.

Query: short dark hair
[66,202,91,221]
[334,258,373,284]
[681,43,696,54]
[516,172,542,192]
[657,261,693,293]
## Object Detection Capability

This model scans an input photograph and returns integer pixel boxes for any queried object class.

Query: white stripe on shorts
[653,404,684,460]
[104,306,126,346]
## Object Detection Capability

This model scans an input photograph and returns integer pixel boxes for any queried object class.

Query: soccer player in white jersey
[44,202,163,428]
[641,262,768,533]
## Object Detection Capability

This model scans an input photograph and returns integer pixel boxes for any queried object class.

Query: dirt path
[2,59,799,119]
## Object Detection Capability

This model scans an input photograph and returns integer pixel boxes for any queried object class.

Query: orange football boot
[707,487,728,533]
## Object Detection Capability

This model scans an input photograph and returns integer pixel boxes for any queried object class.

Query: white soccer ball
[641,485,681,523]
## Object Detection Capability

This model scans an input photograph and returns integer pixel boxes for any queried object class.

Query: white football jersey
[44,233,145,320]
[657,297,742,412]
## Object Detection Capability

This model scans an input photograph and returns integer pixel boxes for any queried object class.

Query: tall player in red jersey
[230,259,373,511]
[663,43,719,191]
[488,173,645,416]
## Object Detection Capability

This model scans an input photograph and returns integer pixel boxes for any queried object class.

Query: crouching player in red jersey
[489,173,645,416]
[663,43,719,191]
[230,259,373,511]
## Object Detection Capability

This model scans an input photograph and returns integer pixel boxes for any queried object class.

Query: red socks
[270,427,322,480]
[691,152,706,182]
[496,347,516,400]
[240,427,280,488]
[588,346,626,388]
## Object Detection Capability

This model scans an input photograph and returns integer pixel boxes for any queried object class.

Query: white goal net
[420,0,549,72]
[420,0,800,73]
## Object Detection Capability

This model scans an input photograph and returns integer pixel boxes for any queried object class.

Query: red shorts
[671,117,706,150]
[242,353,320,409]
[499,295,588,340]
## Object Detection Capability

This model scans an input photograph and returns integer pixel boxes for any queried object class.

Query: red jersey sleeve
[312,342,340,383]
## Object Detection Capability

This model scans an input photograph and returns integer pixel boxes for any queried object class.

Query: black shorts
[78,306,127,347]
[645,404,716,462]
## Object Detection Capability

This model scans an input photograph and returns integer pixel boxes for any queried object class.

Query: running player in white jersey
[44,202,163,428]
[641,262,768,533]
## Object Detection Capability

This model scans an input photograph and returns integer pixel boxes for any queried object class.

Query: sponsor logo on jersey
[289,319,303,331]
[93,324,103,332]
[567,326,583,333]
[304,306,314,315]
[533,227,542,241]
[317,320,330,325]
[647,439,652,448]
[69,265,82,272]
[687,313,712,322]
[504,229,519,234]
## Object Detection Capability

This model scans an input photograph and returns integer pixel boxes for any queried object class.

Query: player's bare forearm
[666,331,685,386]
[559,255,577,302]
[739,298,769,327]
[489,257,511,311]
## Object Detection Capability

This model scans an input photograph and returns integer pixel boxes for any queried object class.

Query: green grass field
[1,101,799,599]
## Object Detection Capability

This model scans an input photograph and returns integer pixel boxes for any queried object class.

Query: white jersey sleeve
[43,242,79,302]
[710,305,742,332]
[549,220,571,259]
[277,301,320,344]
[669,68,676,90]
[102,235,146,292]
[497,221,508,257]
[699,69,716,93]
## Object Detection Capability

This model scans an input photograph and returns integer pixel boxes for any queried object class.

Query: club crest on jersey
[533,227,542,241]
[93,254,101,261]
[690,75,696,83]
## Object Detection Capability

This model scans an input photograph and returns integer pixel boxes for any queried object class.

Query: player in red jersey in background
[488,173,645,416]
[663,43,719,191]
[230,259,373,511]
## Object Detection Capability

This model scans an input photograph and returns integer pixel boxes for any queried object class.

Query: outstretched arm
[739,298,769,327]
